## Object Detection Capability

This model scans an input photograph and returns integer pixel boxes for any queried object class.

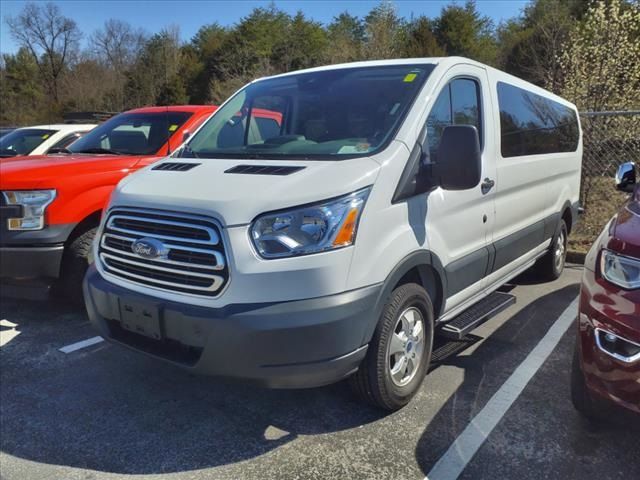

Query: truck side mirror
[615,162,636,193]
[182,130,191,142]
[436,125,482,191]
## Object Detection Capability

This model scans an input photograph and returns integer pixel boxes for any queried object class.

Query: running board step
[440,292,516,340]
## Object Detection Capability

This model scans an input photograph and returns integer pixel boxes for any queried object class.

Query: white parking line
[59,336,104,354]
[426,297,579,480]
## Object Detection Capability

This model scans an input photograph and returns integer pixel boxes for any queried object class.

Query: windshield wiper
[73,147,125,155]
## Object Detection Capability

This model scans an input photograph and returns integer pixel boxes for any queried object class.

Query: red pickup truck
[0,105,216,298]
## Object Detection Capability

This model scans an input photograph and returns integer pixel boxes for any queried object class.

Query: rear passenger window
[426,78,482,161]
[497,82,579,158]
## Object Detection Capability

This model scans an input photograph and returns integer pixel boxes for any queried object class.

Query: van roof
[254,56,577,111]
[17,124,96,131]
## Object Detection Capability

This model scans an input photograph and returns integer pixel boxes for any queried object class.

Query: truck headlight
[600,249,640,290]
[2,190,56,231]
[251,187,371,258]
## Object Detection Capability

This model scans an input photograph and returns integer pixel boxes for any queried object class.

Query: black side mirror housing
[182,130,191,142]
[435,125,482,191]
[615,162,636,193]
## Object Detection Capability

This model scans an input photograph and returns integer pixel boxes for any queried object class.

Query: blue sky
[0,0,529,54]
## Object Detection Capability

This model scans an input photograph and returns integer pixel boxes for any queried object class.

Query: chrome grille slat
[98,209,228,297]
[107,214,219,245]
[100,234,225,271]
[101,256,224,292]
[102,233,221,255]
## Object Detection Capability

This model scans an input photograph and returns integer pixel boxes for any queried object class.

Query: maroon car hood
[609,186,640,258]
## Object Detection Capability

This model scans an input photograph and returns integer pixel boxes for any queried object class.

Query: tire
[570,340,604,420]
[535,219,568,281]
[56,227,97,303]
[350,283,434,411]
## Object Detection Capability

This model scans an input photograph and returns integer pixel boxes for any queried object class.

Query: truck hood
[113,156,382,226]
[0,154,146,189]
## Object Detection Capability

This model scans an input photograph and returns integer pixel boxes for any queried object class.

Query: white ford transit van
[84,57,581,410]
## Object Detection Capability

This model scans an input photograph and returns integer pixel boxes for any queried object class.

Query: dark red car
[572,162,640,417]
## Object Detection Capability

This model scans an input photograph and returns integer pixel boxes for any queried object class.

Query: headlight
[600,249,640,290]
[251,187,371,258]
[2,190,56,230]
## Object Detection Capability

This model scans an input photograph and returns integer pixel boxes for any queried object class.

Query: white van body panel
[94,56,582,317]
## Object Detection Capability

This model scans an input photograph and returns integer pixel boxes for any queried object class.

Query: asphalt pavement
[1,264,638,480]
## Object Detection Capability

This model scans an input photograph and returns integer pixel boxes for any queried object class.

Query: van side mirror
[615,162,636,193]
[436,125,482,191]
[182,130,191,142]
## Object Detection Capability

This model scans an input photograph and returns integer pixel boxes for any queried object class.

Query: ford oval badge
[131,237,167,260]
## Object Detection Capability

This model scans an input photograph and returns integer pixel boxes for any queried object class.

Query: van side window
[426,78,481,161]
[497,82,579,158]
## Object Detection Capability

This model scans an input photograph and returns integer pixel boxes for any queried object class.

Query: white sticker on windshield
[338,146,360,154]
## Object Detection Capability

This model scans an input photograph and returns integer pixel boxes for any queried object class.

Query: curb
[567,251,586,265]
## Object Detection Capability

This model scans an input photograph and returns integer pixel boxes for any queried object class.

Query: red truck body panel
[0,105,216,227]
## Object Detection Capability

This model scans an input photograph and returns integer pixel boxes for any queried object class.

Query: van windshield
[181,64,434,160]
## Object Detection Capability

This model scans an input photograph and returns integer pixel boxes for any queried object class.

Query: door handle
[481,177,495,194]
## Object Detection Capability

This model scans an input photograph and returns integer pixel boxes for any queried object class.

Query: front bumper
[84,265,381,388]
[0,245,64,282]
[0,223,75,283]
[577,267,640,414]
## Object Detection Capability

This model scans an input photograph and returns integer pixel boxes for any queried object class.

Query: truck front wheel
[56,227,97,304]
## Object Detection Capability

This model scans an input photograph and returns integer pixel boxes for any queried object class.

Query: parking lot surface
[1,265,639,480]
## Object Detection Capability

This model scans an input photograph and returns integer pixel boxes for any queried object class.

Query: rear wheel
[535,219,567,281]
[56,227,97,303]
[350,283,434,411]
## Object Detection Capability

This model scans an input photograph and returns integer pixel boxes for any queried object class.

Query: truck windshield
[0,128,57,157]
[182,64,434,160]
[69,111,191,156]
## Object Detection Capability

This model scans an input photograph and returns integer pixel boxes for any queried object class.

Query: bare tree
[6,2,81,102]
[90,19,146,73]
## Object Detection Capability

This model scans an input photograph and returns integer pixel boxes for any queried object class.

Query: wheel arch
[64,210,102,248]
[363,250,447,345]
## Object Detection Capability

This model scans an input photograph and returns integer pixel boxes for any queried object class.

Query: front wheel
[350,283,434,411]
[55,227,97,303]
[570,340,605,420]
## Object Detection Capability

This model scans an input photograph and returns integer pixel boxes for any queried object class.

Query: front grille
[98,208,228,296]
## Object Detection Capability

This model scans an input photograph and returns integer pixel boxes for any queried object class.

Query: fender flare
[362,250,447,344]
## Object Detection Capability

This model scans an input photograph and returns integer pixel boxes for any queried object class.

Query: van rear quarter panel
[485,68,581,254]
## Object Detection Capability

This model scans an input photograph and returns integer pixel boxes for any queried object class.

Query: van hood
[113,156,382,226]
[0,154,146,189]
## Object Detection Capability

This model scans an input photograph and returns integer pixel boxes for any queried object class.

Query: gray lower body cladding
[83,265,380,388]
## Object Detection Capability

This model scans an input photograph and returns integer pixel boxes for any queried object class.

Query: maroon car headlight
[600,249,640,290]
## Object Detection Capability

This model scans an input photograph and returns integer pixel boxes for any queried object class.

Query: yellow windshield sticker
[41,134,50,139]
[403,73,417,83]
[168,124,178,132]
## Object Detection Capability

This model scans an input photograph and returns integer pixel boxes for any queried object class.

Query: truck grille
[98,208,228,296]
